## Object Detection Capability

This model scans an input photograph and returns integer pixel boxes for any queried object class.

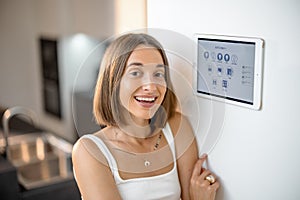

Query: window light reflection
[21,141,30,163]
[36,137,45,160]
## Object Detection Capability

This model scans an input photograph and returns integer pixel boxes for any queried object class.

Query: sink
[0,132,74,190]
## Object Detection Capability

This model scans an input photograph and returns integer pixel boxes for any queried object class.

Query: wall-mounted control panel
[194,34,264,110]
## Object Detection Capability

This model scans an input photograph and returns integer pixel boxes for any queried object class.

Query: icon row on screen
[204,51,238,64]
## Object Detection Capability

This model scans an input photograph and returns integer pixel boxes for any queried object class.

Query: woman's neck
[119,123,152,139]
[113,125,162,153]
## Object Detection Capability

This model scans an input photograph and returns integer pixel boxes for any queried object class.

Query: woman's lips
[134,96,157,108]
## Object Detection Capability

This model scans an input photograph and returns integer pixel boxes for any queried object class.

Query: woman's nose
[142,82,156,91]
[141,74,156,91]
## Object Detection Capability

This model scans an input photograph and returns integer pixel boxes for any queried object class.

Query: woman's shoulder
[72,128,113,167]
[72,128,122,200]
[73,128,105,150]
[92,126,114,140]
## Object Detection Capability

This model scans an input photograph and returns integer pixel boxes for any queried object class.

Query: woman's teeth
[135,97,156,102]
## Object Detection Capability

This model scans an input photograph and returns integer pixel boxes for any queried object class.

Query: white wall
[148,0,300,199]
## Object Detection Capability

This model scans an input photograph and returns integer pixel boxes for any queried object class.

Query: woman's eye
[154,71,165,78]
[129,70,142,77]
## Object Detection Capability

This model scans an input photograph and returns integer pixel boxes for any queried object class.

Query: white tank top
[82,123,181,200]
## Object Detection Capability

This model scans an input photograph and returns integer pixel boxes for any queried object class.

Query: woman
[72,33,219,200]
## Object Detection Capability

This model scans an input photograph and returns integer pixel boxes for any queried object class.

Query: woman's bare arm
[169,113,199,200]
[72,138,122,200]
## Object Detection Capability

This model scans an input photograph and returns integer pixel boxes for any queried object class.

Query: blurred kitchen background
[0,0,147,143]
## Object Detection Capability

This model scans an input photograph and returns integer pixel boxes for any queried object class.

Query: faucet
[2,106,39,159]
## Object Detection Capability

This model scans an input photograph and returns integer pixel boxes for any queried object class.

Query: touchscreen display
[197,38,256,105]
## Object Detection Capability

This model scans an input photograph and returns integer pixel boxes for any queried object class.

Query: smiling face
[119,45,167,125]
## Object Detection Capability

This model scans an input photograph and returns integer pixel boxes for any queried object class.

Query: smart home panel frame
[194,34,264,110]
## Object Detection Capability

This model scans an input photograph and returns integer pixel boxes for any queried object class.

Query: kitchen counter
[1,149,81,200]
[20,177,81,200]
[0,107,81,200]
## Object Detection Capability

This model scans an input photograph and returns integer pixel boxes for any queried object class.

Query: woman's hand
[189,154,220,200]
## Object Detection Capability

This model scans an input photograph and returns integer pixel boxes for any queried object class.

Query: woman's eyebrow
[156,64,165,68]
[127,62,143,67]
[127,62,165,68]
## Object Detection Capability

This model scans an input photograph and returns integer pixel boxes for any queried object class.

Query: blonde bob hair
[93,33,177,129]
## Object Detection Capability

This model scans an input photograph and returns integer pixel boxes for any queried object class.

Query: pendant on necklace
[144,160,151,167]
